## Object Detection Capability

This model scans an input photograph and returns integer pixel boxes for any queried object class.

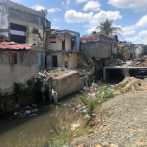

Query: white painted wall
[45,34,62,50]
[65,35,71,50]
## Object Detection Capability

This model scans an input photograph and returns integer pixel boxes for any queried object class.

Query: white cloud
[65,10,122,34]
[83,1,101,12]
[90,10,122,27]
[48,8,62,12]
[125,30,147,44]
[65,10,122,25]
[76,0,88,3]
[65,10,94,23]
[139,30,147,37]
[108,0,147,12]
[31,5,62,13]
[52,26,59,29]
[53,18,62,22]
[62,2,64,5]
[121,25,137,36]
[136,14,147,27]
[123,30,136,36]
[85,26,99,34]
[125,36,140,44]
[66,0,70,9]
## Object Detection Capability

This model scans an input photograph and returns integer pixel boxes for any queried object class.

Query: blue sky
[13,0,147,44]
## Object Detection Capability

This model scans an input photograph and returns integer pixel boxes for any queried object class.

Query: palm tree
[95,18,122,37]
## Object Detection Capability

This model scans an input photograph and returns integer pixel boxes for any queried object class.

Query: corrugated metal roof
[0,42,32,50]
[80,36,99,42]
[106,35,116,39]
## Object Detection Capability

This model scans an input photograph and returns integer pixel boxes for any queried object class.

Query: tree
[117,46,128,59]
[95,18,122,37]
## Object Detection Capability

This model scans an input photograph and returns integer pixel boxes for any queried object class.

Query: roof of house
[80,36,99,42]
[80,34,118,42]
[0,42,32,50]
[118,43,126,47]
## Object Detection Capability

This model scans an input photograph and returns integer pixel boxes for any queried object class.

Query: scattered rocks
[71,91,147,147]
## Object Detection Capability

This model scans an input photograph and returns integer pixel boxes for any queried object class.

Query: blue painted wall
[38,53,41,67]
[74,33,80,51]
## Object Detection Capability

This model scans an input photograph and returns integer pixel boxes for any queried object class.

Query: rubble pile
[38,67,93,80]
[109,58,122,66]
[130,56,147,67]
[115,77,147,94]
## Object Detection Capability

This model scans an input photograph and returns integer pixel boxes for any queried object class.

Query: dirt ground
[71,90,147,147]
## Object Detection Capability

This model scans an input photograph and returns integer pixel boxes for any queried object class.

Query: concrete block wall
[0,50,39,95]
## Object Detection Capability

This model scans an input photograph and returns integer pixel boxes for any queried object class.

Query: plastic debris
[14,112,17,116]
[83,110,87,114]
[29,114,37,117]
[32,109,38,113]
[25,110,32,114]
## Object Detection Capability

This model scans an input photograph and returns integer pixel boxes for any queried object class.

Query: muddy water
[0,79,122,147]
[0,91,83,147]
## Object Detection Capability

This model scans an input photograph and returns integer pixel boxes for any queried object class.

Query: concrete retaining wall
[54,72,84,99]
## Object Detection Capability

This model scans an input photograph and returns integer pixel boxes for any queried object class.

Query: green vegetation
[50,109,90,147]
[95,18,122,37]
[117,46,128,59]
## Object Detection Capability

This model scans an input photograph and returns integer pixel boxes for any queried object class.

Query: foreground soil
[71,91,147,147]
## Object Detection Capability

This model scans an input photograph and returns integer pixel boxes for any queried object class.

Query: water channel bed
[0,80,121,147]
[0,91,84,147]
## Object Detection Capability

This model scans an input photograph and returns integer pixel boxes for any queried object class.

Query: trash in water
[83,87,86,90]
[32,104,36,107]
[25,110,32,114]
[29,114,37,117]
[32,109,38,113]
[14,112,17,116]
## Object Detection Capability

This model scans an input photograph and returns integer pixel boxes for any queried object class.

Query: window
[50,37,56,43]
[9,53,17,64]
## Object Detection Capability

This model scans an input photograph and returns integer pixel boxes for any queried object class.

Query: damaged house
[0,41,43,95]
[0,0,51,68]
[81,34,118,78]
[0,0,50,45]
[44,29,82,69]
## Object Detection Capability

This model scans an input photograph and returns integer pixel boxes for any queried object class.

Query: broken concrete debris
[109,58,123,66]
[130,55,147,67]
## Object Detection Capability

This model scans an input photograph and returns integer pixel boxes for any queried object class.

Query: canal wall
[52,71,85,99]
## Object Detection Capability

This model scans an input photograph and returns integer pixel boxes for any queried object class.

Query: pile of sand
[115,77,147,94]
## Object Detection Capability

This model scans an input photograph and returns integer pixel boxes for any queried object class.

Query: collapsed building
[81,34,118,79]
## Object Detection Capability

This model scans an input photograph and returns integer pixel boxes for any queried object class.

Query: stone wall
[82,41,112,59]
[0,50,39,95]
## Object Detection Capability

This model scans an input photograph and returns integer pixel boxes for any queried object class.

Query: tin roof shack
[45,29,83,69]
[0,0,50,45]
[81,34,118,78]
[0,42,43,95]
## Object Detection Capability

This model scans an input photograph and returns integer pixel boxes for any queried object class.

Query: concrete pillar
[124,69,130,78]
[103,68,109,80]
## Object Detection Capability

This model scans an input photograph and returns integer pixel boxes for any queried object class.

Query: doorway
[52,56,57,67]
[62,40,65,50]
